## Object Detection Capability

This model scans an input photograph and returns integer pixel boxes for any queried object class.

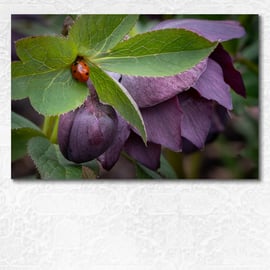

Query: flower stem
[42,116,53,137]
[42,115,59,143]
[50,116,59,144]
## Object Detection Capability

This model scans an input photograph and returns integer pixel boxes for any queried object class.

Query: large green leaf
[12,65,88,115]
[95,28,217,76]
[89,63,147,142]
[12,35,89,115]
[28,136,82,179]
[12,112,44,161]
[69,15,139,56]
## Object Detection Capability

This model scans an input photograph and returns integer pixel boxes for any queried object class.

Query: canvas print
[11,15,259,179]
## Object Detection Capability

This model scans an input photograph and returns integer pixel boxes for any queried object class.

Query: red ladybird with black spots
[71,57,90,82]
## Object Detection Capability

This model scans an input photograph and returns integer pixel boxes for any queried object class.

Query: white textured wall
[1,1,269,269]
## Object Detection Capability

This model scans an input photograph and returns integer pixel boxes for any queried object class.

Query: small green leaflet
[12,111,41,131]
[136,163,162,179]
[28,136,82,179]
[12,112,45,161]
[158,154,178,179]
[95,28,217,76]
[135,154,177,179]
[15,35,77,65]
[69,15,139,57]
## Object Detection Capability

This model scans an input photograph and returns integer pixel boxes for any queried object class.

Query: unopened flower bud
[58,96,118,163]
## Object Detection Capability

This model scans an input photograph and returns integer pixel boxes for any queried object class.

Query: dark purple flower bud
[58,96,118,163]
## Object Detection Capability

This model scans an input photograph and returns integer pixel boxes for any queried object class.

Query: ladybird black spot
[73,70,76,73]
[86,72,89,75]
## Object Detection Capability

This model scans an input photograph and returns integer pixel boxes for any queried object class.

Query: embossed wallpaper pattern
[1,0,270,269]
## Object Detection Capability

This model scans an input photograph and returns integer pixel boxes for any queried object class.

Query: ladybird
[71,57,89,82]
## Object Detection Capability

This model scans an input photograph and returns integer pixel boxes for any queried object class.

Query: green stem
[42,116,53,137]
[42,115,59,143]
[50,116,59,144]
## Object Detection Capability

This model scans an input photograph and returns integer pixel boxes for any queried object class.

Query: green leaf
[69,15,139,56]
[12,129,44,161]
[136,163,161,179]
[28,136,82,179]
[12,111,41,130]
[89,63,147,142]
[135,154,177,179]
[12,65,89,115]
[12,35,89,115]
[12,112,44,161]
[158,154,177,179]
[15,35,77,64]
[95,28,217,76]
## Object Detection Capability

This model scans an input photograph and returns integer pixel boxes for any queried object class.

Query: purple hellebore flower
[58,19,246,171]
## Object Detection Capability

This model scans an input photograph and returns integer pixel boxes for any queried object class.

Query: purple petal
[141,96,182,151]
[121,59,207,108]
[181,137,198,154]
[178,89,213,148]
[58,110,77,158]
[98,114,131,170]
[124,132,161,170]
[210,44,246,97]
[210,104,230,134]
[153,19,246,42]
[182,104,230,153]
[194,58,232,110]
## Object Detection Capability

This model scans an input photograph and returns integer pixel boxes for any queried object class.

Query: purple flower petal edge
[152,19,246,42]
[98,114,130,170]
[210,44,246,97]
[178,89,214,148]
[141,96,182,151]
[124,132,161,170]
[121,59,207,108]
[194,58,232,110]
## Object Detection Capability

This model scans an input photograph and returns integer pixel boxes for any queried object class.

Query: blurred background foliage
[11,15,259,179]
